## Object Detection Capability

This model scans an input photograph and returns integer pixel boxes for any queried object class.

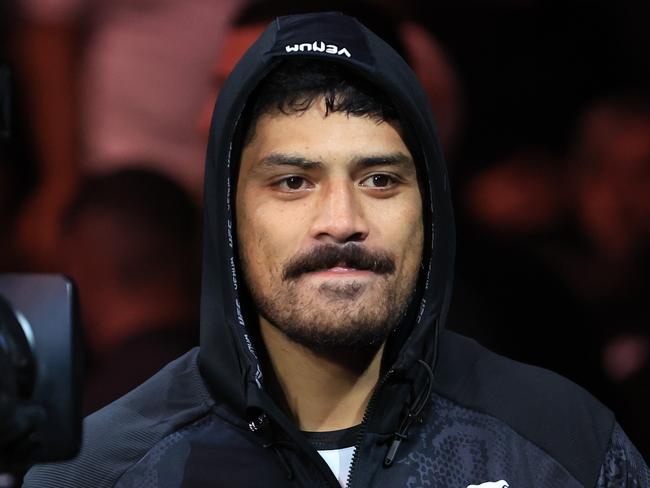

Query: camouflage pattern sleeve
[596,423,650,487]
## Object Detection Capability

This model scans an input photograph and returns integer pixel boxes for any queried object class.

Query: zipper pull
[383,433,407,466]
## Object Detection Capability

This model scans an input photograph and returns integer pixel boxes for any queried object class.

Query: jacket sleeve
[595,423,650,487]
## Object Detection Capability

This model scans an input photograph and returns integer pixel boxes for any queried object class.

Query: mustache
[282,243,396,280]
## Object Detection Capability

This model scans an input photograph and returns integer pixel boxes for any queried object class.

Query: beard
[241,243,419,355]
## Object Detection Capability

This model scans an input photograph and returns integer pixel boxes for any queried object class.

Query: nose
[309,180,369,244]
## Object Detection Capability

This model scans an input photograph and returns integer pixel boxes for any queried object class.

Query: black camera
[0,274,82,471]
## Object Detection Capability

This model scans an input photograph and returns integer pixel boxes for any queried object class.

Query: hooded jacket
[24,12,649,488]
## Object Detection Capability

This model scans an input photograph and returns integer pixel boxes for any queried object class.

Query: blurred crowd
[0,0,647,457]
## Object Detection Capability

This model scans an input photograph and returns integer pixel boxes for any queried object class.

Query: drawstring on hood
[383,306,441,467]
[199,11,455,479]
[383,359,435,466]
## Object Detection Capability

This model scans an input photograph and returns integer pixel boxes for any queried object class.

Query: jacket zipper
[250,412,342,488]
[345,368,395,488]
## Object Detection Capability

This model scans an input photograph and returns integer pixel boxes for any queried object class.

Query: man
[24,12,648,487]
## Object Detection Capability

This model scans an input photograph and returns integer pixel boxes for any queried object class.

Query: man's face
[236,99,423,352]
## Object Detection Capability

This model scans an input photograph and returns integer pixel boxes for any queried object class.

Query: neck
[259,317,383,432]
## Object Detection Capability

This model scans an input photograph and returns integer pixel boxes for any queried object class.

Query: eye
[360,174,397,188]
[275,176,310,191]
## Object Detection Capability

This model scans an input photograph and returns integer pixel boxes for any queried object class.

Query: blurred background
[1,0,648,457]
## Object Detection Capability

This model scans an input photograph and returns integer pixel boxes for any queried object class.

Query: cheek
[396,214,424,276]
[237,207,271,283]
[394,206,423,278]
[237,198,305,282]
[366,193,423,259]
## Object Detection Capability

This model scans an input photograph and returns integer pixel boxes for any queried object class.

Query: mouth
[308,262,374,277]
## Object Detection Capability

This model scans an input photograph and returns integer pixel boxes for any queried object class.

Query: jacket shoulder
[435,330,615,487]
[23,348,213,488]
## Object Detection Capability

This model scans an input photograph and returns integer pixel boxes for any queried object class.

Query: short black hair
[242,58,399,145]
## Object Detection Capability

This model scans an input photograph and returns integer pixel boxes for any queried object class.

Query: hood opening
[199,12,455,431]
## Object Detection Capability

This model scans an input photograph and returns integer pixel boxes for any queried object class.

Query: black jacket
[24,12,649,488]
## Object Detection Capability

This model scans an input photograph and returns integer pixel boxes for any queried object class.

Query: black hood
[198,11,455,429]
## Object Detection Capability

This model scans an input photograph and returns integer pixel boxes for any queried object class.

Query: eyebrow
[349,152,415,172]
[257,153,324,170]
[255,152,415,173]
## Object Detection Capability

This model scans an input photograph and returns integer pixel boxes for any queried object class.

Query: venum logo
[285,41,351,58]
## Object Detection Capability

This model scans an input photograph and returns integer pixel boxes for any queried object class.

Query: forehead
[240,102,413,171]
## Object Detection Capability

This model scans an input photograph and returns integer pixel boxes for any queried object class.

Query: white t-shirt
[318,446,357,487]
